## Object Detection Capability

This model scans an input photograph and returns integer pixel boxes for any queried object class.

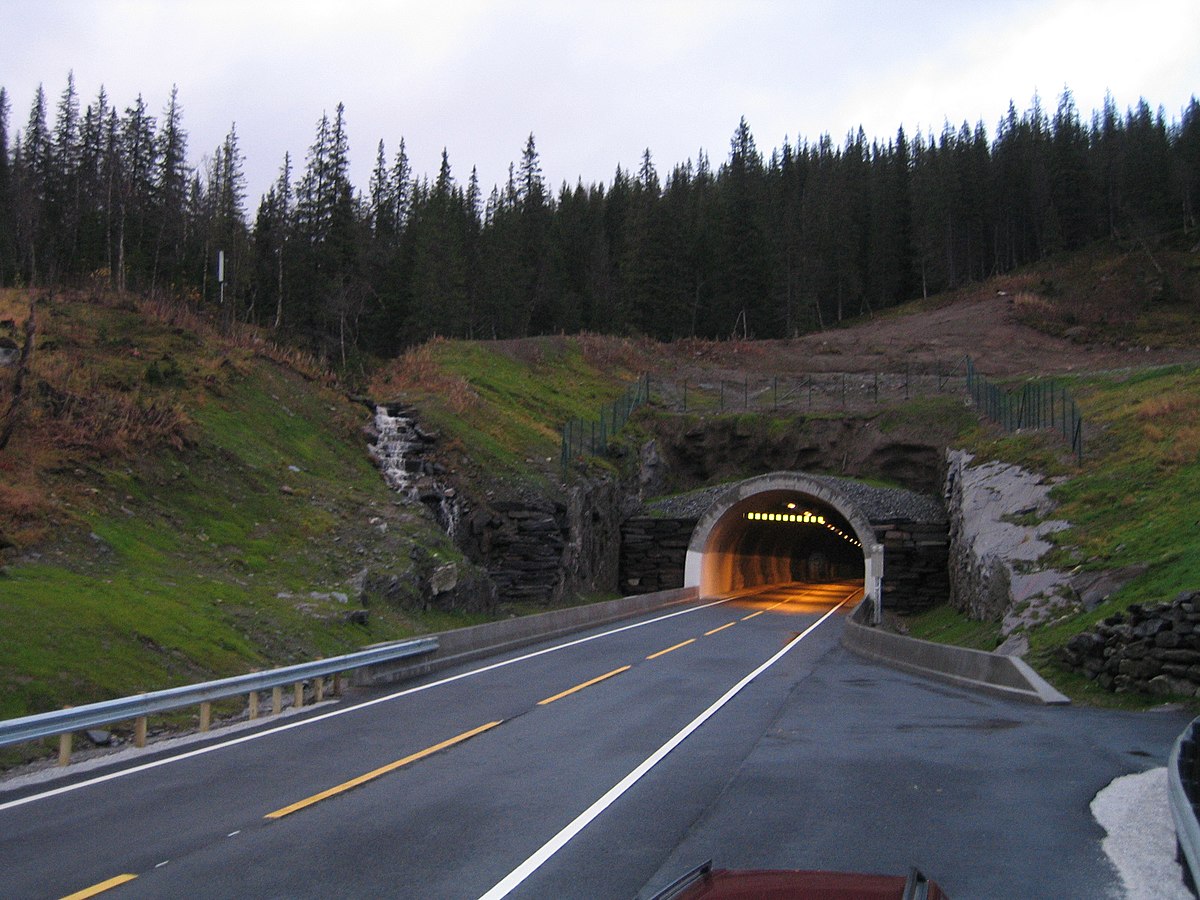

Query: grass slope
[0,289,472,762]
[371,335,647,490]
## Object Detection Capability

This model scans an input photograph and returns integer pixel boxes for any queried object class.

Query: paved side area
[639,637,1193,899]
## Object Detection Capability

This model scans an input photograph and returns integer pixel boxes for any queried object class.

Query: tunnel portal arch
[683,472,884,618]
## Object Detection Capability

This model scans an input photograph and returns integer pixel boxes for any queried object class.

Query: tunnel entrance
[683,473,884,616]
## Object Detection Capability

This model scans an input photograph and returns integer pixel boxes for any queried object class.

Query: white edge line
[0,598,730,814]
[476,590,855,900]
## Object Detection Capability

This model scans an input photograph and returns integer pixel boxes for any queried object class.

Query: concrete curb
[841,603,1070,705]
[355,587,699,687]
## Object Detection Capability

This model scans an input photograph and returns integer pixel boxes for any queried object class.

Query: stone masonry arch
[683,472,885,620]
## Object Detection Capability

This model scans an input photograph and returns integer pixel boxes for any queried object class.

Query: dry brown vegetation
[0,286,341,551]
[373,338,480,412]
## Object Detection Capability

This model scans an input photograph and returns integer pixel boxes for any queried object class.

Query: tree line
[1,74,1197,362]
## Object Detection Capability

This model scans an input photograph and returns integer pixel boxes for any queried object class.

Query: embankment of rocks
[1058,591,1200,696]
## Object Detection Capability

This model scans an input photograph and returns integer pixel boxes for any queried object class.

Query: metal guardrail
[0,637,438,764]
[1169,716,1200,893]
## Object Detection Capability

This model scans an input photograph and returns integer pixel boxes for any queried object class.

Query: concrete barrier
[354,587,699,687]
[841,603,1070,705]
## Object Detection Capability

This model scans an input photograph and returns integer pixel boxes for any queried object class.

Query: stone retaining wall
[619,518,695,595]
[877,520,950,614]
[468,500,567,603]
[1058,591,1200,697]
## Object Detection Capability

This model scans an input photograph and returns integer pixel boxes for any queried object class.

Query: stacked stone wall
[619,518,694,595]
[877,521,950,614]
[1059,591,1200,697]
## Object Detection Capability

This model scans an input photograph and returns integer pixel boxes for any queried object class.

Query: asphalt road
[0,582,1190,899]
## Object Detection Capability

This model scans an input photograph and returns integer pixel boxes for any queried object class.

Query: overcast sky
[5,0,1199,208]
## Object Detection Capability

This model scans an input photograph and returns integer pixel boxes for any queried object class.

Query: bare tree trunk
[0,297,39,451]
[273,246,284,330]
[117,213,126,293]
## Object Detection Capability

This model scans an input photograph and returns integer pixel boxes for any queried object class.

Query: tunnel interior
[699,489,866,596]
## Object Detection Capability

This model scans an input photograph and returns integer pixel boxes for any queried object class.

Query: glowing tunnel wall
[683,472,884,614]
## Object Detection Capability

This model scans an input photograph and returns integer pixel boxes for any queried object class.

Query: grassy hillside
[902,363,1200,706]
[369,335,648,490]
[0,289,477,759]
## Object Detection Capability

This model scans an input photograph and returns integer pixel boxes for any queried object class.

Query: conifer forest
[1,76,1197,361]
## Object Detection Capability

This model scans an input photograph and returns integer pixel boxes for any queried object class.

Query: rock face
[652,415,946,494]
[1059,592,1200,696]
[459,476,633,605]
[944,450,1071,627]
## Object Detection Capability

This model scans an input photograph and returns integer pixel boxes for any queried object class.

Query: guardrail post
[293,681,304,711]
[333,672,343,696]
[0,638,440,764]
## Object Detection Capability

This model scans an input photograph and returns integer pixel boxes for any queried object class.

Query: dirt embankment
[642,245,1200,383]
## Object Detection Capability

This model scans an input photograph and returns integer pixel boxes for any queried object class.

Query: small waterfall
[369,404,423,497]
[369,404,460,539]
